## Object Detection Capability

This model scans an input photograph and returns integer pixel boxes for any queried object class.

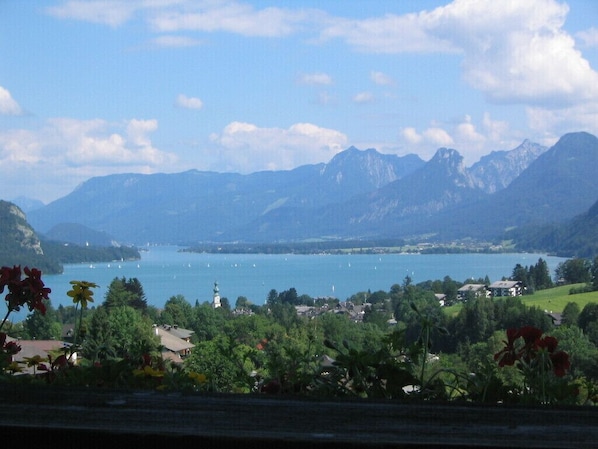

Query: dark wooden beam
[0,385,596,448]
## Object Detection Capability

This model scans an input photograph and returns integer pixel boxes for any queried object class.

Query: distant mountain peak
[321,146,424,189]
[469,139,547,194]
[430,147,462,163]
[556,131,598,146]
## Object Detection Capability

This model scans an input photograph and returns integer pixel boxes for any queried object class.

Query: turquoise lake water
[6,246,568,321]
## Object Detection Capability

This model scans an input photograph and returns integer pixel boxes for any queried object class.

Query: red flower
[4,341,20,355]
[0,265,21,293]
[494,328,520,367]
[550,351,570,377]
[0,265,50,315]
[518,326,543,346]
[537,336,558,353]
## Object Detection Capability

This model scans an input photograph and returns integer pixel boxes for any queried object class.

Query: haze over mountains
[19,131,598,251]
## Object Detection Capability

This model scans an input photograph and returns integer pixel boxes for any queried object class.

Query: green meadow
[444,283,598,316]
[520,283,598,313]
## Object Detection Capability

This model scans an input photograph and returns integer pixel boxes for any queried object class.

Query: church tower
[212,281,221,308]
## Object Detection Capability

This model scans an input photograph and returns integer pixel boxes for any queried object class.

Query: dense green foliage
[41,240,140,265]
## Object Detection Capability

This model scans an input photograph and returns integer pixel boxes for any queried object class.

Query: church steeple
[212,281,221,308]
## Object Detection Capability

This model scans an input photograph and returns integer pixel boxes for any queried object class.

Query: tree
[511,264,529,286]
[592,256,598,291]
[551,325,598,380]
[191,303,228,342]
[368,290,389,304]
[83,305,159,361]
[561,302,581,326]
[530,258,553,290]
[184,334,258,392]
[23,300,62,340]
[160,295,193,328]
[578,303,598,339]
[452,296,496,345]
[555,258,591,284]
[441,276,458,305]
[103,277,148,311]
[235,296,251,309]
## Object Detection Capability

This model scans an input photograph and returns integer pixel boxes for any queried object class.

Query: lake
[8,246,568,321]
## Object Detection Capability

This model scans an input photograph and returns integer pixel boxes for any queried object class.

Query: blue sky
[1,0,597,203]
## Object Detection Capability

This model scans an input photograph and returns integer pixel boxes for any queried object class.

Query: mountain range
[18,131,598,254]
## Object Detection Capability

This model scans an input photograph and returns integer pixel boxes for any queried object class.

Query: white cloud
[151,35,203,48]
[175,94,204,110]
[322,0,598,110]
[299,73,332,85]
[401,127,423,145]
[0,86,23,115]
[148,1,308,37]
[370,71,395,86]
[423,127,454,147]
[320,13,456,54]
[526,103,598,142]
[0,118,178,201]
[209,121,348,172]
[398,113,524,164]
[47,0,315,38]
[45,0,137,27]
[577,27,598,48]
[353,92,374,104]
[481,113,509,143]
[455,115,485,144]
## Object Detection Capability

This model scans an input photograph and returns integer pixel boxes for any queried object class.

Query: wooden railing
[0,385,596,448]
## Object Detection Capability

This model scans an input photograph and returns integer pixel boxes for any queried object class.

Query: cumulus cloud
[353,92,374,104]
[526,103,598,143]
[148,1,308,37]
[322,0,598,110]
[576,27,598,48]
[399,113,523,164]
[47,0,316,38]
[370,71,395,86]
[175,94,204,110]
[319,12,456,54]
[299,73,333,85]
[151,35,203,48]
[0,86,23,115]
[209,121,348,172]
[0,118,178,201]
[45,0,137,27]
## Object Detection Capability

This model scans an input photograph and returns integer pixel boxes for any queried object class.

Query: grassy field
[444,283,598,316]
[520,284,598,313]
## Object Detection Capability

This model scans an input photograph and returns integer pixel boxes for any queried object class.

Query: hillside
[506,197,598,258]
[0,200,61,273]
[0,200,141,274]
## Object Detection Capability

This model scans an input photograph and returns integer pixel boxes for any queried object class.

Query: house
[457,284,489,302]
[546,311,563,326]
[6,337,76,374]
[435,293,447,307]
[153,325,195,364]
[488,280,523,297]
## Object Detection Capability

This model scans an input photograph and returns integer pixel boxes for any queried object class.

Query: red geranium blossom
[550,351,571,377]
[537,335,558,353]
[494,326,571,378]
[518,326,543,346]
[494,327,520,367]
[0,265,50,315]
